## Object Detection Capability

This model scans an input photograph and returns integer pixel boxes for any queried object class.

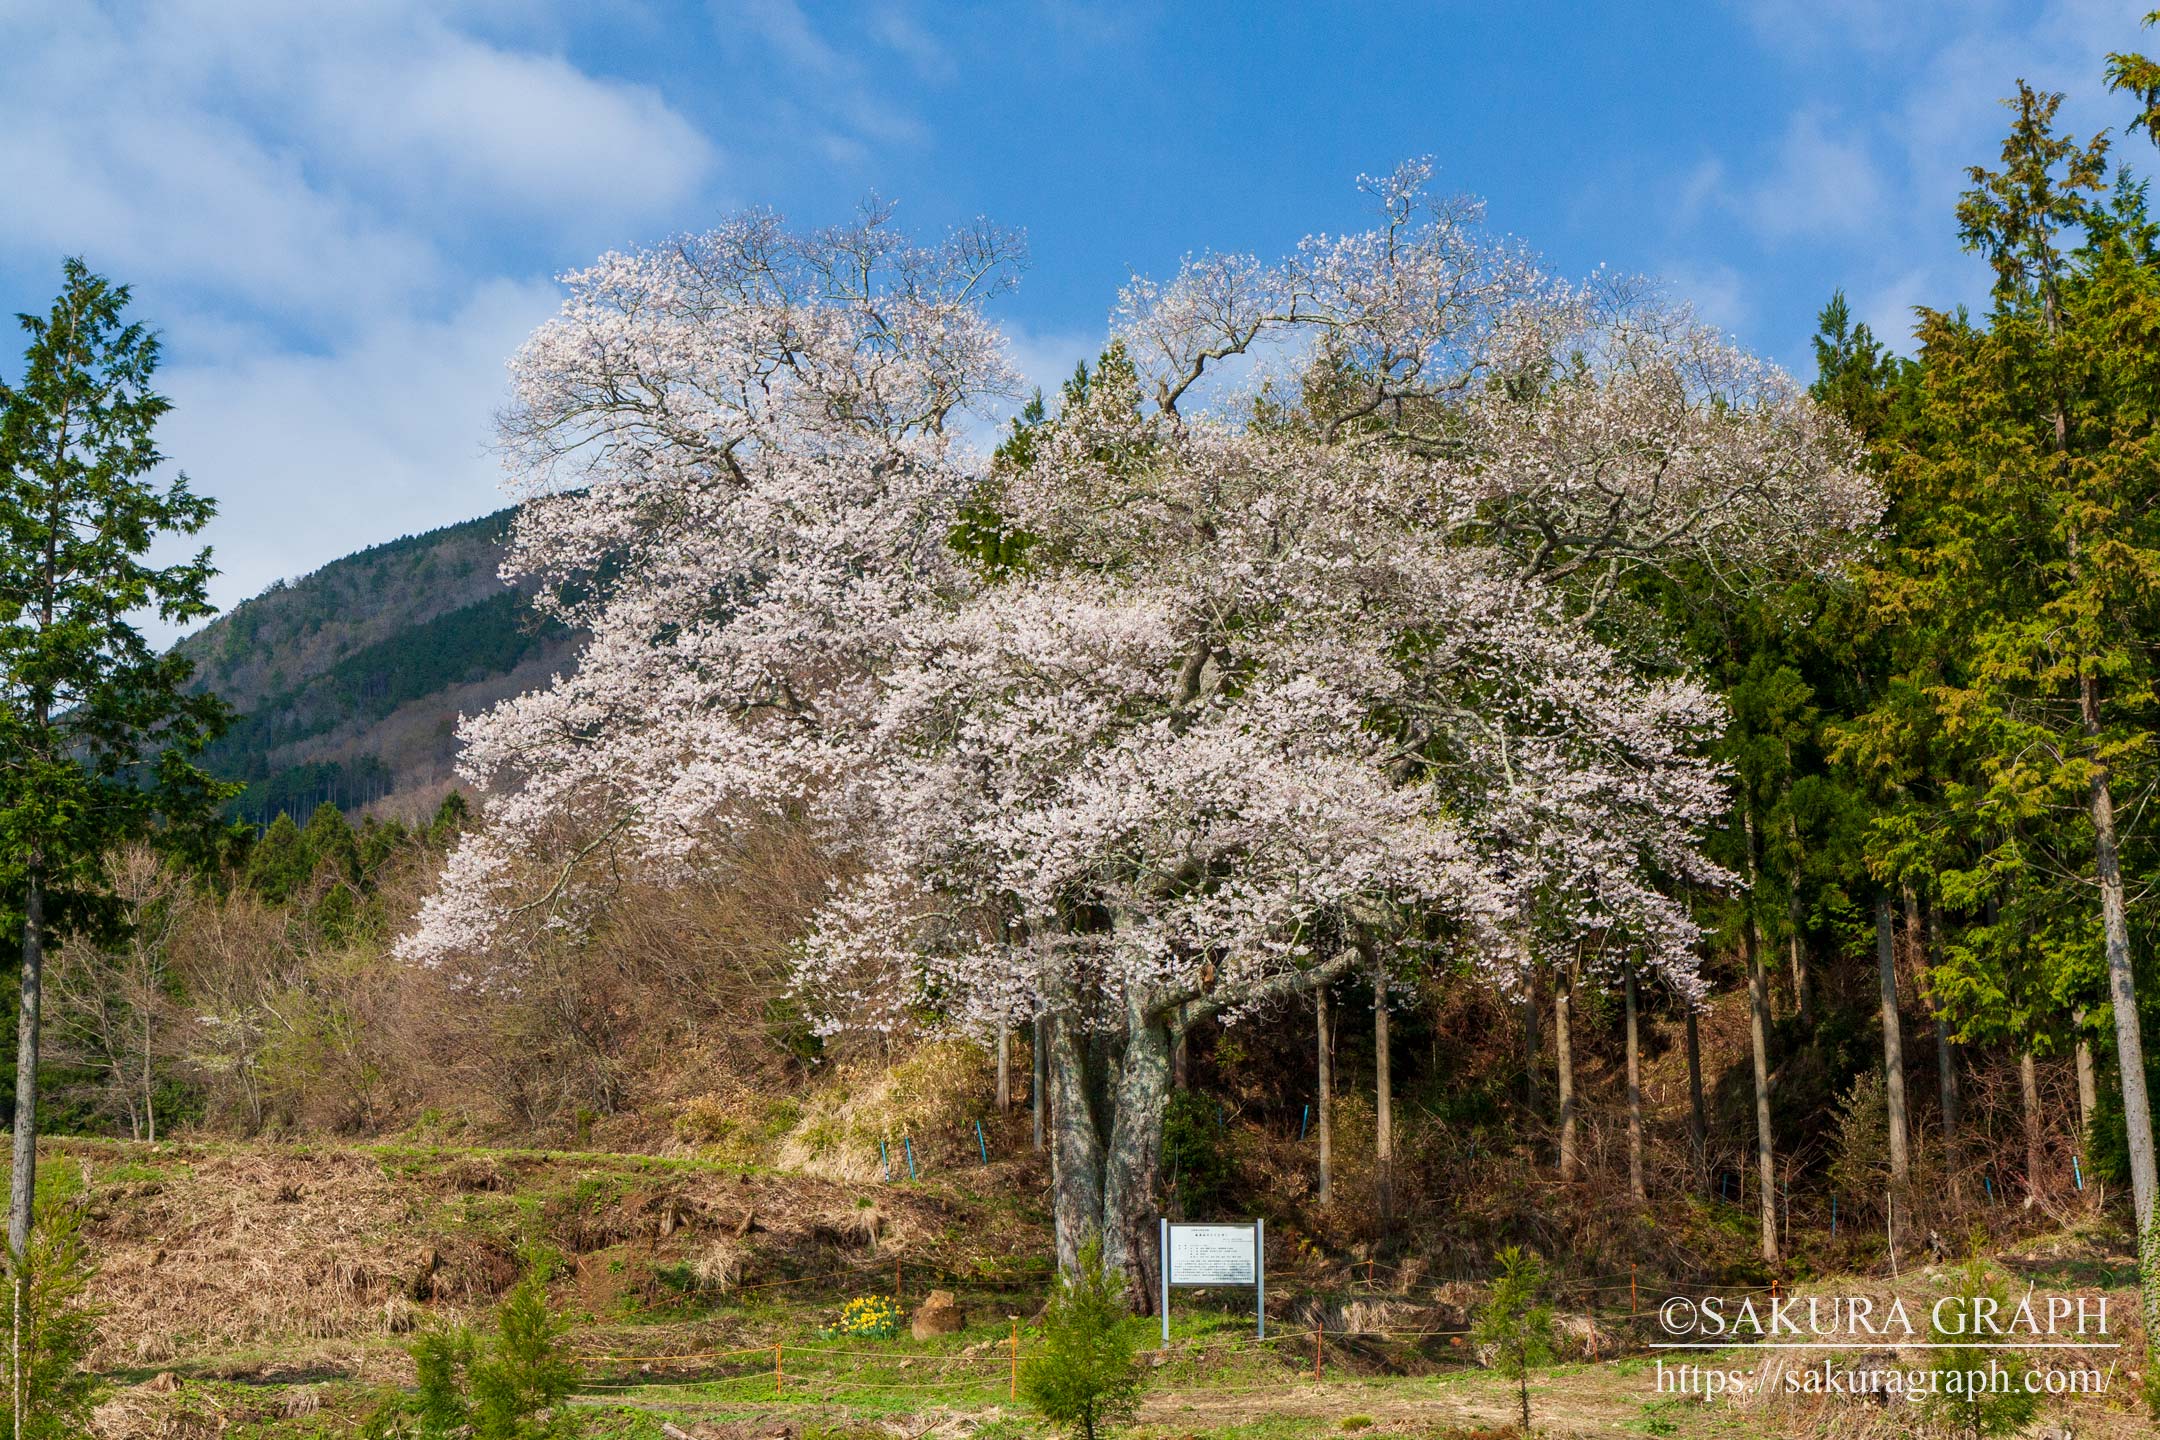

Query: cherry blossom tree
[795,337,1752,1292]
[402,168,1878,1305]
[400,203,1023,968]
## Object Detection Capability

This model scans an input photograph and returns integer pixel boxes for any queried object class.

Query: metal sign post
[1158,1218,1266,1345]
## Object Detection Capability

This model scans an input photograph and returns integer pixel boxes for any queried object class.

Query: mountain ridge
[178,506,577,822]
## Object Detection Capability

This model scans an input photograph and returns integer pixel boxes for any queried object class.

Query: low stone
[911,1288,965,1340]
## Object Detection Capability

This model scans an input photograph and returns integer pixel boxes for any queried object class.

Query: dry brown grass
[67,1133,1046,1377]
[88,1146,420,1367]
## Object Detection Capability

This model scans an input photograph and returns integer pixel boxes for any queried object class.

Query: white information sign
[1166,1224,1258,1285]
[1159,1218,1265,1343]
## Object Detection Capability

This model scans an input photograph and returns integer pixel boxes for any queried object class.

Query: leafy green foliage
[1019,1242,1145,1440]
[0,1171,102,1440]
[372,1256,579,1439]
[0,257,231,949]
[410,1325,478,1438]
[1471,1246,1554,1433]
[1162,1090,1235,1218]
[1825,1071,1892,1220]
[471,1263,580,1439]
[1923,1247,2040,1440]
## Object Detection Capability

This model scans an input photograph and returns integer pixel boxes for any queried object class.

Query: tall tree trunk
[2020,1049,2045,1205]
[1047,951,1359,1311]
[10,875,44,1440]
[1314,982,1333,1206]
[1032,1018,1045,1152]
[1521,978,1541,1118]
[1875,900,1911,1197]
[2083,714,2158,1336]
[144,1003,158,1146]
[1554,970,1578,1182]
[2074,1008,2098,1144]
[1685,1006,1707,1191]
[1045,998,1174,1313]
[1625,968,1645,1203]
[1372,953,1393,1233]
[1785,812,1811,1022]
[1046,1011,1104,1275]
[1744,918,1777,1264]
[1100,991,1172,1311]
[996,1028,1011,1111]
[1911,890,1958,1203]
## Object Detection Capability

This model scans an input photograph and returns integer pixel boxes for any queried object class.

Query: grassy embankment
[50,1136,2155,1439]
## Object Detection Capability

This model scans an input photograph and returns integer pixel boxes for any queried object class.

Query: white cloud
[1851,266,1937,354]
[1657,260,1755,335]
[303,33,717,229]
[0,7,444,331]
[0,2,717,333]
[159,279,563,633]
[872,10,958,84]
[1662,0,2151,368]
[1731,0,1972,57]
[1744,111,1889,241]
[711,0,928,154]
[1673,159,1726,230]
[0,2,728,640]
[1004,321,1106,402]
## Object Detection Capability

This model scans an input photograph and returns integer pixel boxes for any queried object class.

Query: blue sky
[0,0,2149,634]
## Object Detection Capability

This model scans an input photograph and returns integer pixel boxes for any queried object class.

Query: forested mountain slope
[175,508,575,821]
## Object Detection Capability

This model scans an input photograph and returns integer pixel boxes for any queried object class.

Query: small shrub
[411,1325,477,1436]
[1922,1243,2039,1440]
[823,1294,902,1340]
[1471,1246,1553,1434]
[0,1170,103,1440]
[369,1253,579,1439]
[1018,1242,1145,1440]
[673,1093,736,1145]
[1826,1071,1890,1221]
[1339,1416,1375,1431]
[471,1262,579,1439]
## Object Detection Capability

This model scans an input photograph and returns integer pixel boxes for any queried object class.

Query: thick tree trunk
[2020,1049,2045,1205]
[1744,919,1777,1264]
[1685,1006,1707,1191]
[1046,999,1172,1312]
[1100,992,1172,1311]
[1045,950,1360,1312]
[10,876,44,1440]
[1875,900,1910,1195]
[1554,971,1578,1182]
[1373,955,1393,1232]
[1314,982,1333,1206]
[1625,968,1645,1204]
[1046,1011,1104,1275]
